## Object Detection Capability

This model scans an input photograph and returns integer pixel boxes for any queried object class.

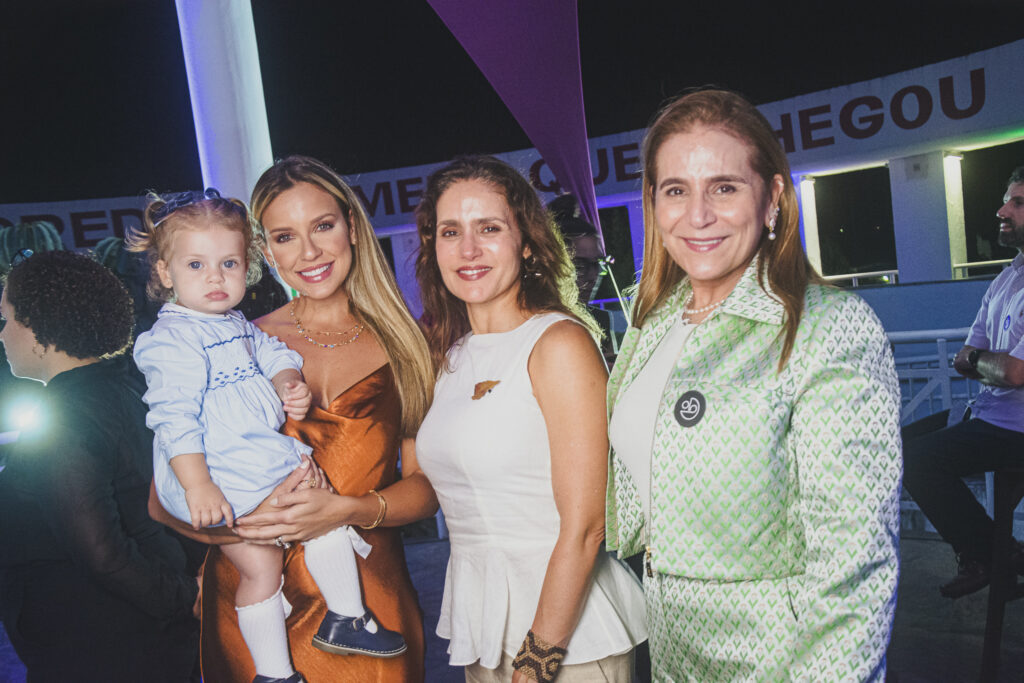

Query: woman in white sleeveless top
[414,156,647,683]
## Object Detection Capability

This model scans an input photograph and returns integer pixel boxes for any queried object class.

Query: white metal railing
[822,269,899,287]
[888,327,976,423]
[888,327,996,515]
[952,258,1012,279]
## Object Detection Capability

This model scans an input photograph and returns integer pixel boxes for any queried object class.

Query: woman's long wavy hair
[633,89,822,371]
[250,155,434,437]
[415,155,597,373]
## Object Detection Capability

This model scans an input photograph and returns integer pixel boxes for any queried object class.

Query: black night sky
[2,0,1023,204]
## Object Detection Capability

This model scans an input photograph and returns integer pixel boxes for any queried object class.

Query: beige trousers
[464,649,634,683]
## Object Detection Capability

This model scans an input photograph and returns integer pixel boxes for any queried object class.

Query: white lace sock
[303,526,378,633]
[236,584,294,678]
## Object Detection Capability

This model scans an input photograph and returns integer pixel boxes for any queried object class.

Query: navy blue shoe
[312,610,407,658]
[252,673,304,683]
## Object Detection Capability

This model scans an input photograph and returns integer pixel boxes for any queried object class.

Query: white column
[798,176,823,274]
[175,0,273,201]
[889,152,955,283]
[943,154,968,279]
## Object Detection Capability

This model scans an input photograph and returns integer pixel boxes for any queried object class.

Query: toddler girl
[129,189,406,683]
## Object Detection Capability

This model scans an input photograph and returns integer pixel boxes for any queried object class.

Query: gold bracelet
[358,489,387,530]
[512,629,567,682]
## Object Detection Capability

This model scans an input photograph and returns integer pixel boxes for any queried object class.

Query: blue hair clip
[151,187,222,225]
[10,248,34,268]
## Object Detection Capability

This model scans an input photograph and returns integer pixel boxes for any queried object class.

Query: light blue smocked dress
[135,303,312,523]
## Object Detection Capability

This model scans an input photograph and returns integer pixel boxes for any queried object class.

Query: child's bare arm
[272,368,312,421]
[170,452,234,529]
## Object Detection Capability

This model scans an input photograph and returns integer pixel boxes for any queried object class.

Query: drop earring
[767,207,780,241]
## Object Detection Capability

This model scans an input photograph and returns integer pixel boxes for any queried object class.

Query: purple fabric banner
[426,0,602,236]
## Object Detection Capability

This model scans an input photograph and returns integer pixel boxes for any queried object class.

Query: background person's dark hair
[547,194,597,238]
[1008,166,1024,186]
[4,251,134,359]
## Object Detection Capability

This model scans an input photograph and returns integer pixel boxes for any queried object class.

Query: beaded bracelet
[512,629,567,682]
[358,489,387,530]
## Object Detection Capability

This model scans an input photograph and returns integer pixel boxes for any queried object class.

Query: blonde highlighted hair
[250,155,434,437]
[634,89,822,370]
[127,190,263,301]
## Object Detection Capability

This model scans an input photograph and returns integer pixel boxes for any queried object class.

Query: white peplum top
[416,313,647,668]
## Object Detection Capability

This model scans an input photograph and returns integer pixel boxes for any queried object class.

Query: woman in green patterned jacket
[606,89,902,682]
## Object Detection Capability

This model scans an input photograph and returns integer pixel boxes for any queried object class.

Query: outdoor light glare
[9,398,42,432]
[0,429,18,473]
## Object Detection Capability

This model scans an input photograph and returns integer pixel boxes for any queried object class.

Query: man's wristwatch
[968,348,983,370]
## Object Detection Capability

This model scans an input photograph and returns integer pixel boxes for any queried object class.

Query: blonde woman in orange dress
[153,155,436,682]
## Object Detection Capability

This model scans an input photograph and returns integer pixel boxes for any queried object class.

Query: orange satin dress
[200,365,426,682]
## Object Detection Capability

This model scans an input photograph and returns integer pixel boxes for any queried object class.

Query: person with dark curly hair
[414,156,647,683]
[0,250,200,682]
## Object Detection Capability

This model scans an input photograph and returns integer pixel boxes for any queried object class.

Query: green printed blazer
[606,263,902,680]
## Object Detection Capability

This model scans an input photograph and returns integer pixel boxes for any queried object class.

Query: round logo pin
[674,390,706,428]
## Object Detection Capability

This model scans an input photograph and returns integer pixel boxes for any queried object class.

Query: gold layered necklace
[290,298,364,349]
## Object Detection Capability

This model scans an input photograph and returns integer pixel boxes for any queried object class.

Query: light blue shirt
[966,254,1024,434]
[135,303,312,522]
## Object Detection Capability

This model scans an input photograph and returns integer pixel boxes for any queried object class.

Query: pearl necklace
[683,294,727,316]
[290,298,364,349]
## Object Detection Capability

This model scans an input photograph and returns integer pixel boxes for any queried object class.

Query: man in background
[903,166,1024,598]
[548,195,615,359]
